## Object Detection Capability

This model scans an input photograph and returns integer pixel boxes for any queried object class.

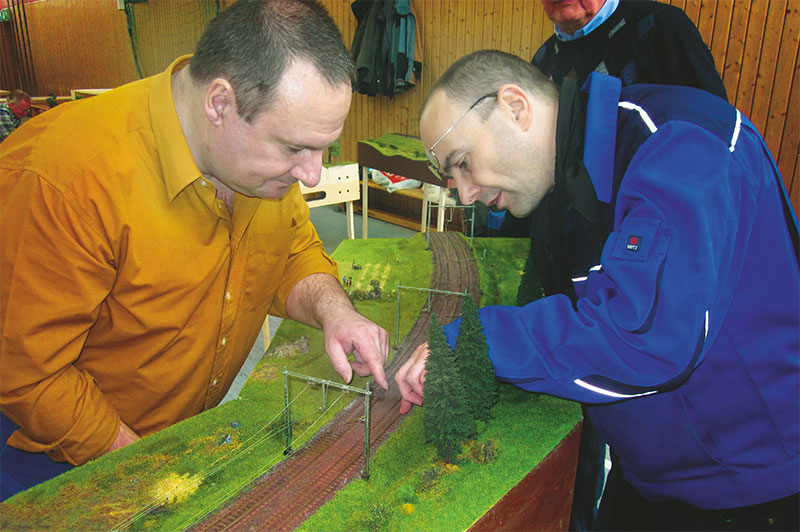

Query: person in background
[0,89,31,143]
[501,0,727,238]
[398,49,799,531]
[0,0,389,502]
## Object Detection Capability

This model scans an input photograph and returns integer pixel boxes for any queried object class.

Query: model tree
[452,294,498,422]
[424,314,475,462]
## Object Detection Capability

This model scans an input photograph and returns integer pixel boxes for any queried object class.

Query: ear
[203,78,237,126]
[496,84,533,132]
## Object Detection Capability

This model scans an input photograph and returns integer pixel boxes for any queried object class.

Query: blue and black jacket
[444,73,799,509]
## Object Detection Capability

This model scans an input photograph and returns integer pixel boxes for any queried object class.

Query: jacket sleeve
[1,171,121,465]
[445,122,747,404]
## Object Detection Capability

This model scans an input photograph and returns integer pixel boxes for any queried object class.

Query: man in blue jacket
[396,50,799,530]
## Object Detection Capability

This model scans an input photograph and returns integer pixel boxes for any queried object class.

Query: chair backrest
[300,163,360,208]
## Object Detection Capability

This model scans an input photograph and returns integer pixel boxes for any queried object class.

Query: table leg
[437,187,446,232]
[361,165,369,239]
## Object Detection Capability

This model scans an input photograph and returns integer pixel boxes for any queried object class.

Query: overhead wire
[110,382,321,531]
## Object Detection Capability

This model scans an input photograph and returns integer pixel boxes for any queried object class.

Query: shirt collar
[150,55,203,201]
[554,0,620,41]
[581,72,621,203]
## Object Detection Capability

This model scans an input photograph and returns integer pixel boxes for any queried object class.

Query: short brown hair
[189,0,354,123]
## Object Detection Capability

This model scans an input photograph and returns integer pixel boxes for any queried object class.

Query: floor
[220,205,416,404]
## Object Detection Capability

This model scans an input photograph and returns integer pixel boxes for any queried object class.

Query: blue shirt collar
[554,0,620,41]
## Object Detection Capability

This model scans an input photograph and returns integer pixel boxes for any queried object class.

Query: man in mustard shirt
[0,0,389,500]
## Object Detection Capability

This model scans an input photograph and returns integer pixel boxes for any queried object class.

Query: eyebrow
[441,149,460,174]
[287,134,343,153]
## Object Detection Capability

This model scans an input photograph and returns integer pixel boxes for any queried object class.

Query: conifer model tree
[516,252,544,306]
[424,314,475,462]
[453,295,498,422]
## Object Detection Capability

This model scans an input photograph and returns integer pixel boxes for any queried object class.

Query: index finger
[352,338,389,390]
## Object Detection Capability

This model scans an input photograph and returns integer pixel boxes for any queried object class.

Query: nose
[290,150,323,188]
[454,179,481,206]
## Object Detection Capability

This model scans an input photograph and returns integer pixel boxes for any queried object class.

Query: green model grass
[0,234,579,532]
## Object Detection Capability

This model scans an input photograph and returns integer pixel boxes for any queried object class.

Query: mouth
[487,192,503,211]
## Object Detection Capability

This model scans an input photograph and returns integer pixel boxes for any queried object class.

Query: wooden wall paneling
[490,0,503,50]
[500,0,513,52]
[131,0,206,78]
[751,1,787,137]
[722,0,751,106]
[709,0,734,82]
[695,0,716,46]
[764,1,799,193]
[25,0,135,96]
[735,0,768,120]
[509,0,524,57]
[517,1,536,63]
[682,0,701,24]
[446,2,458,69]
[534,0,550,57]
[776,53,799,202]
[482,0,495,56]
[0,20,19,89]
[456,0,468,59]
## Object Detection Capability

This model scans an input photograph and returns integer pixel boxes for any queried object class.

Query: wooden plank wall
[7,0,800,210]
[21,0,136,93]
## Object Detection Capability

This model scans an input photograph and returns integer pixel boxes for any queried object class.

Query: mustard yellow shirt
[0,56,338,465]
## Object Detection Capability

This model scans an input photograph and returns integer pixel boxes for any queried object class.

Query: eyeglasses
[425,92,497,180]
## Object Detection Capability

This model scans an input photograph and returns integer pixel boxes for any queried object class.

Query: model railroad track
[191,232,480,532]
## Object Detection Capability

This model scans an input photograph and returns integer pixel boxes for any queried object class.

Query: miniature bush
[396,482,417,504]
[466,439,500,465]
[415,462,446,492]
[357,502,393,531]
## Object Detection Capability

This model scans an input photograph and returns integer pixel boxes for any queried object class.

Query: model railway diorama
[0,232,581,532]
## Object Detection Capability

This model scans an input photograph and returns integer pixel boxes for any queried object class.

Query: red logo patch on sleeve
[626,235,642,252]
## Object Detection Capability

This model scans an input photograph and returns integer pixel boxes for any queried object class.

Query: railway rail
[191,232,481,532]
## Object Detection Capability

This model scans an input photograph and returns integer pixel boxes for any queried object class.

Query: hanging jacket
[351,0,418,96]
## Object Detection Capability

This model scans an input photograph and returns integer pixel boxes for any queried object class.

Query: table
[357,134,450,238]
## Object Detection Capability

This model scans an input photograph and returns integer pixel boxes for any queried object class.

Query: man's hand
[395,342,430,414]
[286,273,390,389]
[103,420,140,455]
[322,308,389,390]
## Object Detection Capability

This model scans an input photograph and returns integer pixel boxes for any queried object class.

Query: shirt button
[225,291,231,301]
[200,179,208,186]
[221,337,227,347]
[212,378,218,386]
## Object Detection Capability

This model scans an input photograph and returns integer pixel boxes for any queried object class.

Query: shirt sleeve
[445,122,746,404]
[1,171,121,465]
[269,187,339,318]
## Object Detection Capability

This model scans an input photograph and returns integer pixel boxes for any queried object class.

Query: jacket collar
[581,72,621,204]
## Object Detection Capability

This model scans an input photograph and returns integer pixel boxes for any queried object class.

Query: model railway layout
[191,232,481,531]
